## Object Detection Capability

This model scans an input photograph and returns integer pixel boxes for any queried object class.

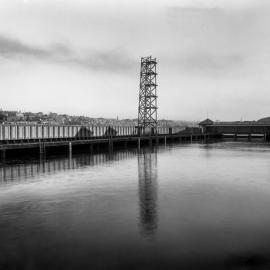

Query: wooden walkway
[0,133,209,159]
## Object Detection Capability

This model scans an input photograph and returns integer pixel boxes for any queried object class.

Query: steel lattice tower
[138,56,157,128]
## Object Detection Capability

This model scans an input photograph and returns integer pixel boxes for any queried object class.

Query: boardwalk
[0,124,207,158]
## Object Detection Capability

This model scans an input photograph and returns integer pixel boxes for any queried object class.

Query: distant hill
[158,119,198,127]
[0,109,198,127]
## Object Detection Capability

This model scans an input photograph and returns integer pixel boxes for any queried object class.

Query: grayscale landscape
[1,1,270,269]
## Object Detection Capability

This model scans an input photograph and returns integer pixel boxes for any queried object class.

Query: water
[1,142,270,269]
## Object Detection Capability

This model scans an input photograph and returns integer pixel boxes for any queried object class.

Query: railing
[0,124,184,141]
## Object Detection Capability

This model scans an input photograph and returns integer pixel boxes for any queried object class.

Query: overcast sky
[0,0,270,121]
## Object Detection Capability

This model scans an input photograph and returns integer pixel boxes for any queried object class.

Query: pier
[0,124,211,158]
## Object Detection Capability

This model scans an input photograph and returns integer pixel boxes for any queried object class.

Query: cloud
[69,49,136,72]
[0,35,136,73]
[169,51,246,74]
[163,4,270,76]
[0,35,49,58]
[167,6,223,17]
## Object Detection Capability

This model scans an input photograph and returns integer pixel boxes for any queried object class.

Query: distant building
[199,118,214,126]
[0,112,7,122]
[257,116,270,123]
[199,118,214,133]
[6,111,19,122]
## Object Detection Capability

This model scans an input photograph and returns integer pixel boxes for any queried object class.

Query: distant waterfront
[0,109,196,127]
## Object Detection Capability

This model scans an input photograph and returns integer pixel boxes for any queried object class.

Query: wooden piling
[39,143,46,155]
[108,139,113,152]
[90,143,94,154]
[0,149,6,160]
[69,149,72,168]
[69,142,72,153]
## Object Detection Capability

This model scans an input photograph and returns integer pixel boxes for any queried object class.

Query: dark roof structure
[258,116,270,123]
[199,118,214,126]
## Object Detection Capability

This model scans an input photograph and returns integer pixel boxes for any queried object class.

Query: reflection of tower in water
[138,148,158,235]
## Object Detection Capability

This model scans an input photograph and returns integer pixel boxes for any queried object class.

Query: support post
[108,139,113,152]
[96,143,100,152]
[39,149,46,173]
[69,148,72,169]
[39,143,46,155]
[69,142,72,153]
[234,134,238,141]
[0,148,6,160]
[248,134,251,141]
[138,138,140,150]
[124,140,128,148]
[190,135,193,143]
[164,136,167,147]
[90,143,94,154]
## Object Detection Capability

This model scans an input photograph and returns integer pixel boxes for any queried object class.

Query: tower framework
[138,56,157,128]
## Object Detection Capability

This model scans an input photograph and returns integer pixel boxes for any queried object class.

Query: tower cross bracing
[138,56,158,128]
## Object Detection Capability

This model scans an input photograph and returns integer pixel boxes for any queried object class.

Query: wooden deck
[0,133,209,158]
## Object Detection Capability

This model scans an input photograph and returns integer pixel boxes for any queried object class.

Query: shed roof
[199,118,214,126]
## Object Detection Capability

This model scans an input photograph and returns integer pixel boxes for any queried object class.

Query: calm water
[1,142,270,269]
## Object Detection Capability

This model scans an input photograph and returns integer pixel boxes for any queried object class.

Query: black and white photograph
[1,0,270,269]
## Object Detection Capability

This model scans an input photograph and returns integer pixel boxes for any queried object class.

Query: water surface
[1,142,270,269]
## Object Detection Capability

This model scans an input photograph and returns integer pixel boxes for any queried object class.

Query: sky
[0,0,270,121]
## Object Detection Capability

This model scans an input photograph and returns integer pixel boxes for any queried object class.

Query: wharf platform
[0,133,212,159]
